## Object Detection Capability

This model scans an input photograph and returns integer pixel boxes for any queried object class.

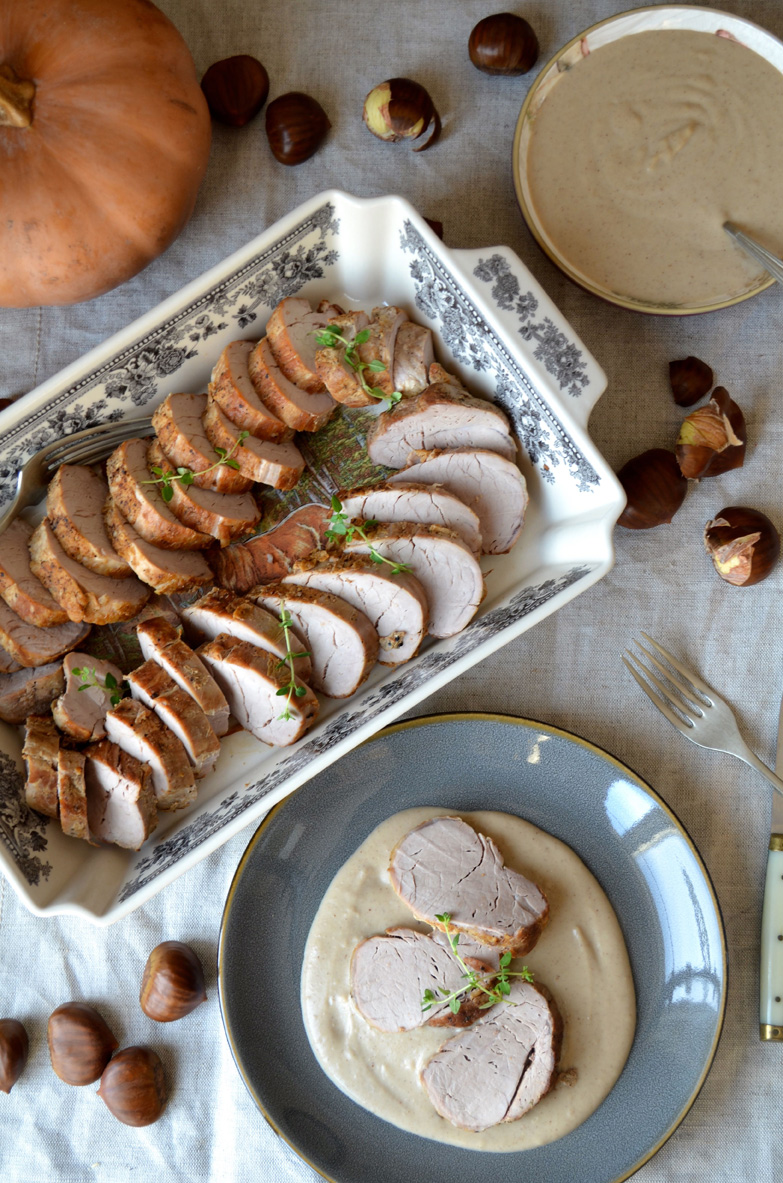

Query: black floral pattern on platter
[0,750,51,887]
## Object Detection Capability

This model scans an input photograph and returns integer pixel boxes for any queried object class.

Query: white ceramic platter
[0,190,623,924]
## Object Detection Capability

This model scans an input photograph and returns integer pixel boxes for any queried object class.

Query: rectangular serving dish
[0,190,623,924]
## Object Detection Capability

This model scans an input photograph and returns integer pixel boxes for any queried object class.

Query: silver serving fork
[623,633,783,800]
[0,416,154,536]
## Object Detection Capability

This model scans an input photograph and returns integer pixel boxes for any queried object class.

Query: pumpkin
[0,0,211,307]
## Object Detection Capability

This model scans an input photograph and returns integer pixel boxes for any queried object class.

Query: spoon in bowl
[724,222,783,287]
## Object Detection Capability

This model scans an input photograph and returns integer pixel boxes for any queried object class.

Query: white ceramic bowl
[0,190,623,924]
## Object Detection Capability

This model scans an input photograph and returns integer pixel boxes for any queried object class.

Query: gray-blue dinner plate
[218,713,726,1183]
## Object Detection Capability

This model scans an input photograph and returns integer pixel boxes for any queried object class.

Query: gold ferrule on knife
[760,1023,783,1040]
[770,834,783,852]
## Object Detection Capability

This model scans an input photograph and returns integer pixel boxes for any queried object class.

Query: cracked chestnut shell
[48,1002,118,1085]
[201,56,269,127]
[97,1046,167,1127]
[469,13,539,75]
[140,941,206,1022]
[617,449,688,529]
[676,387,745,479]
[0,1019,29,1093]
[704,507,780,586]
[363,78,440,151]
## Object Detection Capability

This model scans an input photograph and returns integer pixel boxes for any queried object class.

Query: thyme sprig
[315,324,402,410]
[325,495,412,575]
[275,604,312,722]
[143,431,250,502]
[421,913,534,1015]
[72,667,128,708]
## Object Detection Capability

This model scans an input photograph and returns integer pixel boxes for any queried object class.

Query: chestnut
[201,55,269,127]
[140,941,206,1022]
[97,1046,167,1127]
[0,1019,28,1093]
[704,507,780,587]
[469,13,539,75]
[265,92,330,165]
[47,1002,118,1086]
[669,356,714,407]
[676,388,745,480]
[616,449,688,530]
[363,78,441,152]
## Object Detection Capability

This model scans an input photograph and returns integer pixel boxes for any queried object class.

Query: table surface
[2,1,782,1179]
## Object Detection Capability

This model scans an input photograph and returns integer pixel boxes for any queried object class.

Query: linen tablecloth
[2,1,782,1178]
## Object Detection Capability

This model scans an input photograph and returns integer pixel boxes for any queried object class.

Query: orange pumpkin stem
[0,66,35,128]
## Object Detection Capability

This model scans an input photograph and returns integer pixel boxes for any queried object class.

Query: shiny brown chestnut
[676,387,745,479]
[0,1019,29,1093]
[704,507,780,587]
[616,448,688,529]
[48,1002,118,1086]
[469,13,539,75]
[669,356,714,407]
[97,1046,167,1127]
[140,941,207,1023]
[266,92,330,165]
[201,56,270,127]
[363,78,441,152]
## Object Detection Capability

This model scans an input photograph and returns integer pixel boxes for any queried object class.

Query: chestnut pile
[0,940,206,1127]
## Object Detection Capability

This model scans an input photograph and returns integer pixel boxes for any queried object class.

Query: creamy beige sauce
[526,30,783,306]
[301,807,636,1151]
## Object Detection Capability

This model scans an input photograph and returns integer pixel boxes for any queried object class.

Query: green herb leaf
[161,485,174,502]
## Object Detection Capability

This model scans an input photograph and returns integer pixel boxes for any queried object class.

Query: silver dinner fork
[623,633,783,800]
[0,416,154,536]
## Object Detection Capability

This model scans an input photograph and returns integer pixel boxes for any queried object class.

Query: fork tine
[43,419,153,468]
[622,654,694,733]
[633,640,705,713]
[639,632,716,700]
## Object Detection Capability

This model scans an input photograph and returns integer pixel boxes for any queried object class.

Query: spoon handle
[724,222,783,286]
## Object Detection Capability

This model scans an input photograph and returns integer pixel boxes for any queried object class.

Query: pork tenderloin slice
[248,337,336,433]
[209,340,294,442]
[103,498,212,596]
[367,384,516,468]
[47,465,133,578]
[23,714,60,818]
[151,394,253,495]
[428,362,462,387]
[316,300,345,318]
[390,816,549,954]
[136,616,230,737]
[252,582,379,699]
[0,661,64,724]
[84,740,158,849]
[146,440,261,547]
[346,522,484,638]
[282,557,427,666]
[0,648,22,674]
[181,587,311,682]
[355,306,408,399]
[0,596,90,667]
[350,927,500,1033]
[58,748,91,842]
[0,518,70,627]
[209,504,331,593]
[29,518,150,625]
[338,481,483,556]
[198,634,319,746]
[107,438,212,551]
[52,652,124,742]
[266,297,333,393]
[421,979,562,1131]
[388,448,528,554]
[127,659,220,778]
[203,397,305,491]
[393,322,435,396]
[104,698,196,811]
[314,311,374,407]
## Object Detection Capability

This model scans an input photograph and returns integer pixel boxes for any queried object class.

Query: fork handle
[742,749,783,799]
[760,839,783,1039]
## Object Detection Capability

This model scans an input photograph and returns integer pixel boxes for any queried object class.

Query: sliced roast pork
[351,927,500,1032]
[253,583,379,698]
[104,698,197,811]
[203,398,305,491]
[366,383,516,468]
[151,393,253,495]
[29,519,150,625]
[421,979,562,1131]
[338,481,483,556]
[198,635,319,746]
[265,296,331,393]
[248,337,335,432]
[22,714,60,818]
[283,557,427,665]
[0,518,69,627]
[209,340,294,442]
[390,816,549,954]
[356,306,408,399]
[107,438,212,550]
[84,740,158,850]
[147,440,261,546]
[0,661,64,724]
[127,659,220,778]
[209,504,331,593]
[103,498,212,595]
[58,748,90,842]
[388,449,528,554]
[47,465,133,578]
[181,587,311,682]
[314,311,374,407]
[393,322,435,396]
[52,652,124,742]
[0,597,90,667]
[346,523,484,638]
[0,649,21,674]
[136,616,230,737]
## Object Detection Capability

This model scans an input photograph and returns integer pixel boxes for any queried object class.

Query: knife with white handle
[759,689,783,1039]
